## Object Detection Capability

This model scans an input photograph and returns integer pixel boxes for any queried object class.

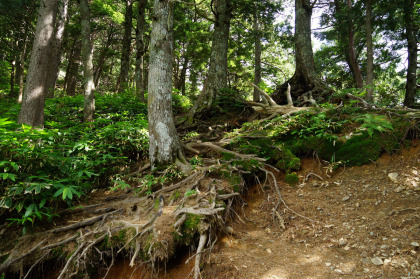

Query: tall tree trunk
[272,0,329,105]
[45,0,69,98]
[403,0,418,108]
[148,0,187,169]
[253,7,262,102]
[18,0,58,127]
[10,58,15,97]
[135,0,147,102]
[187,0,231,123]
[175,56,189,95]
[16,21,30,104]
[345,0,363,88]
[94,25,115,87]
[116,0,133,93]
[65,40,81,96]
[365,0,374,101]
[80,0,95,122]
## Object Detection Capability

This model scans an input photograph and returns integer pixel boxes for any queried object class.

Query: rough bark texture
[148,0,186,168]
[272,0,329,105]
[365,0,373,101]
[18,0,58,127]
[45,0,68,98]
[403,0,418,108]
[187,0,231,122]
[135,0,147,102]
[80,0,95,122]
[253,8,262,102]
[117,0,133,94]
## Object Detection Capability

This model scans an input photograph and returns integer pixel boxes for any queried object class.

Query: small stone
[334,269,343,273]
[384,259,391,265]
[411,242,419,248]
[344,246,350,251]
[380,245,389,250]
[355,202,360,207]
[338,238,348,246]
[266,248,272,254]
[312,182,320,187]
[325,262,332,267]
[363,268,370,273]
[388,172,399,183]
[394,186,404,193]
[265,228,272,234]
[342,196,350,202]
[226,226,234,234]
[371,257,384,266]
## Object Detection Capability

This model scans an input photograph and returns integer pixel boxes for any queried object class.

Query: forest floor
[94,141,420,279]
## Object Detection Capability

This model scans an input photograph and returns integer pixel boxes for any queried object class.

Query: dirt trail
[203,143,420,279]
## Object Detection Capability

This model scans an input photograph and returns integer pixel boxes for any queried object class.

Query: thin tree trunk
[116,0,133,93]
[94,26,114,87]
[346,0,363,88]
[10,58,15,97]
[253,7,262,102]
[18,0,58,127]
[365,0,374,101]
[148,0,187,169]
[135,0,147,102]
[65,40,81,96]
[45,0,69,98]
[187,0,232,123]
[80,0,95,122]
[403,0,418,108]
[16,21,30,104]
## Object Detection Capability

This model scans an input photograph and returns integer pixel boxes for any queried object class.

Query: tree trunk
[148,0,187,169]
[18,0,58,127]
[135,0,147,102]
[365,0,374,101]
[253,7,262,102]
[45,0,69,98]
[187,0,232,123]
[80,0,95,122]
[65,40,82,96]
[94,25,115,88]
[16,22,30,104]
[272,0,329,105]
[175,56,189,95]
[403,0,418,108]
[10,58,15,97]
[116,0,133,94]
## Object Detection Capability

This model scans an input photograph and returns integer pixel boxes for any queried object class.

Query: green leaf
[62,188,69,200]
[24,204,35,218]
[39,199,46,209]
[54,188,64,198]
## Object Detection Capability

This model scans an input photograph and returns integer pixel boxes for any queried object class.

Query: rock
[371,257,384,266]
[355,202,360,207]
[411,242,419,248]
[338,238,348,246]
[325,262,332,267]
[363,268,370,273]
[388,172,399,183]
[225,226,234,234]
[265,228,272,234]
[334,269,343,273]
[342,196,350,202]
[344,246,350,251]
[394,186,404,193]
[312,182,320,187]
[266,248,272,254]
[380,245,389,250]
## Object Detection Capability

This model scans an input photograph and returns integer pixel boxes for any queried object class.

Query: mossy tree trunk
[187,0,232,123]
[148,0,188,169]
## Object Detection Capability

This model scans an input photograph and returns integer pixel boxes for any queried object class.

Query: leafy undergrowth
[225,106,418,185]
[0,94,148,234]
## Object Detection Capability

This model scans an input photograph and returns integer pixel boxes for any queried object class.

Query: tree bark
[45,0,69,98]
[94,25,115,88]
[253,7,262,102]
[148,0,187,169]
[18,0,58,127]
[80,0,95,122]
[65,40,81,96]
[365,0,374,101]
[187,0,232,123]
[116,0,134,94]
[403,0,418,108]
[272,0,329,105]
[135,0,147,102]
[16,21,30,104]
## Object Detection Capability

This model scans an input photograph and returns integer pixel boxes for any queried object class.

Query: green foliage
[285,172,299,186]
[0,94,149,230]
[353,113,393,137]
[212,88,246,113]
[174,214,202,245]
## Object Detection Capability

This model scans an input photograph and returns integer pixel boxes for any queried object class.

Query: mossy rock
[272,145,301,172]
[285,172,299,185]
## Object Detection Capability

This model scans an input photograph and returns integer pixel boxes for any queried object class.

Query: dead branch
[346,93,370,108]
[175,207,224,216]
[216,193,240,200]
[305,172,324,182]
[23,251,50,279]
[194,233,207,279]
[57,242,86,279]
[52,209,123,233]
[173,214,187,229]
[128,162,151,176]
[251,83,277,106]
